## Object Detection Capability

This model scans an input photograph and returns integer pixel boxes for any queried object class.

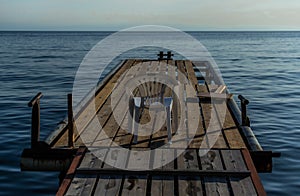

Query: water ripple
[1,31,300,195]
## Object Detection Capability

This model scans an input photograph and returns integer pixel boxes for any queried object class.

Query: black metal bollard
[238,95,250,126]
[28,92,43,149]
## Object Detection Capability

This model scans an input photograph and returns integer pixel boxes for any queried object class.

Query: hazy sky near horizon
[1,0,300,30]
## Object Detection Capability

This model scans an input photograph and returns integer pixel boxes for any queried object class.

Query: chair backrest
[136,81,167,105]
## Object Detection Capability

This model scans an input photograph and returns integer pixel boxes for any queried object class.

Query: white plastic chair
[128,82,173,144]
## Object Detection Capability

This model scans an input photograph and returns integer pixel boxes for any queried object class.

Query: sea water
[0,31,299,195]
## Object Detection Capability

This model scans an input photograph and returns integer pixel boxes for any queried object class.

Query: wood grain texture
[200,149,230,196]
[54,60,265,196]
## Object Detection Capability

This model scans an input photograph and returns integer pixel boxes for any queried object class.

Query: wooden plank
[134,61,157,148]
[211,101,228,149]
[167,60,179,137]
[151,175,174,196]
[66,60,145,195]
[186,85,204,148]
[73,60,137,147]
[127,148,151,170]
[93,148,129,195]
[150,60,160,98]
[94,175,123,196]
[193,63,229,149]
[221,150,256,195]
[199,149,230,196]
[56,147,86,196]
[93,104,122,147]
[78,149,107,169]
[73,60,135,142]
[205,84,246,149]
[76,168,250,177]
[78,99,112,146]
[222,109,246,149]
[176,149,200,172]
[51,60,269,196]
[177,149,203,196]
[184,61,205,148]
[121,175,148,196]
[91,60,143,147]
[185,60,199,90]
[163,60,172,97]
[65,174,97,196]
[149,61,170,148]
[109,61,144,148]
[53,60,133,147]
[68,148,108,195]
[194,72,211,149]
[151,149,175,195]
[102,148,130,169]
[171,60,188,148]
[241,149,266,196]
[120,149,150,195]
[62,59,142,195]
[198,92,233,100]
[200,84,228,149]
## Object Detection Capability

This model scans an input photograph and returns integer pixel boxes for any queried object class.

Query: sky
[1,0,300,31]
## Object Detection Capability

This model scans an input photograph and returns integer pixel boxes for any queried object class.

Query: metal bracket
[250,151,281,173]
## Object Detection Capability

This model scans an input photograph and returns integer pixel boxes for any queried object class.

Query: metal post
[238,95,250,126]
[158,51,164,60]
[167,51,173,60]
[68,94,74,147]
[28,92,43,149]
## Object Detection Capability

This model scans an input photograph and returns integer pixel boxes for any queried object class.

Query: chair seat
[130,96,173,144]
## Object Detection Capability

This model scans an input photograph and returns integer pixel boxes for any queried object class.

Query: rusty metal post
[238,95,250,126]
[167,51,173,60]
[158,51,164,60]
[28,92,43,149]
[68,94,74,147]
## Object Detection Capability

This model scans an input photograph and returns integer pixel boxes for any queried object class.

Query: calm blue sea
[0,31,299,195]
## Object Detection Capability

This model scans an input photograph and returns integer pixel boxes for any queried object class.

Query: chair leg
[166,105,172,144]
[128,98,134,135]
[133,105,140,144]
[164,97,173,144]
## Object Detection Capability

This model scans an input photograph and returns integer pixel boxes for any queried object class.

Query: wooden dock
[57,147,265,195]
[51,59,246,150]
[21,56,279,195]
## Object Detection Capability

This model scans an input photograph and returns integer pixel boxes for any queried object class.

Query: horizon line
[1,29,300,32]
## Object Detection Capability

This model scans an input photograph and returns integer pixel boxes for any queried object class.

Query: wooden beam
[241,149,266,196]
[197,92,233,100]
[56,147,86,196]
[76,168,250,177]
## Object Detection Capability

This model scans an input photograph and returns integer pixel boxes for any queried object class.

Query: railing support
[28,92,43,149]
[68,94,74,147]
[238,95,250,126]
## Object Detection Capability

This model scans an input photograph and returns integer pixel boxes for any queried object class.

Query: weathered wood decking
[53,59,246,150]
[50,59,267,195]
[58,148,264,195]
[20,58,276,195]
